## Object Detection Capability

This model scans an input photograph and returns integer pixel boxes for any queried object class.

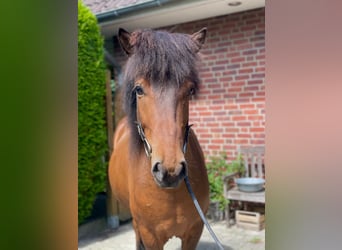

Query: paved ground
[78,220,265,250]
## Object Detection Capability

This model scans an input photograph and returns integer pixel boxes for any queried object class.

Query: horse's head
[118,28,206,188]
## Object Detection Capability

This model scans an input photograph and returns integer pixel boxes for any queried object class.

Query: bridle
[135,121,152,158]
[135,120,224,250]
[135,121,192,159]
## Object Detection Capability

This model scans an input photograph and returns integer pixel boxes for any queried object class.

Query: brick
[212,100,225,105]
[230,81,245,87]
[239,103,255,109]
[244,109,258,115]
[222,122,235,127]
[248,115,264,120]
[256,54,265,60]
[199,139,210,145]
[217,41,232,47]
[255,42,265,47]
[234,139,249,144]
[237,121,252,126]
[234,39,248,45]
[252,73,265,78]
[238,134,252,138]
[212,139,225,144]
[243,49,258,55]
[236,98,249,103]
[230,33,244,39]
[228,110,242,115]
[208,94,222,99]
[196,128,209,133]
[244,86,259,91]
[252,97,265,102]
[194,106,208,111]
[239,92,254,97]
[200,72,214,78]
[242,62,257,67]
[231,57,245,63]
[235,75,249,80]
[248,79,263,85]
[226,52,241,58]
[203,117,215,122]
[216,60,229,65]
[241,128,248,133]
[217,115,231,122]
[226,64,240,70]
[209,83,221,88]
[212,66,225,71]
[201,133,212,138]
[211,105,223,111]
[206,122,219,127]
[214,47,228,53]
[213,88,226,94]
[239,68,253,74]
[224,93,237,99]
[225,128,239,133]
[208,144,221,150]
[219,76,233,82]
[213,111,226,116]
[210,128,224,133]
[250,36,264,42]
[250,139,265,144]
[237,44,253,50]
[228,87,242,92]
[232,116,246,121]
[199,111,212,116]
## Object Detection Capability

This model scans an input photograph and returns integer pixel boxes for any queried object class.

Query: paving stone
[78,220,265,250]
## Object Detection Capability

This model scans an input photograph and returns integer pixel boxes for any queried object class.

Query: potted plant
[206,153,244,220]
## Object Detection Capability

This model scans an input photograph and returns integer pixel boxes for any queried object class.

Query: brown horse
[109,28,209,250]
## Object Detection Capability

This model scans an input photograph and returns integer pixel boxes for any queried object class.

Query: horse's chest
[131,188,193,225]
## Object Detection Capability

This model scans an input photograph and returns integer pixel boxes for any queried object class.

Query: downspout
[96,0,175,22]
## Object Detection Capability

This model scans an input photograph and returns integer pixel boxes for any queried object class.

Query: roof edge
[96,0,175,22]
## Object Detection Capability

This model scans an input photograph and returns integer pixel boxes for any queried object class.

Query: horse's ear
[190,27,207,52]
[118,28,133,55]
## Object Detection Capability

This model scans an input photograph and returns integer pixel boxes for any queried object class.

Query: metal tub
[235,178,265,192]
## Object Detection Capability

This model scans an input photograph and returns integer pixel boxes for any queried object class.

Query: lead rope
[183,126,224,250]
[184,176,224,250]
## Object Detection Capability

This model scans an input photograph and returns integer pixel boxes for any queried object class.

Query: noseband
[135,121,192,158]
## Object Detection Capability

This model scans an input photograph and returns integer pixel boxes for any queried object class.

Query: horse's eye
[135,85,144,96]
[189,87,196,96]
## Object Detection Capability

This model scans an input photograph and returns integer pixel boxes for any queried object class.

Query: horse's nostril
[179,161,188,178]
[152,162,161,173]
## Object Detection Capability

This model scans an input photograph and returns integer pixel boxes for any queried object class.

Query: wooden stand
[236,210,265,231]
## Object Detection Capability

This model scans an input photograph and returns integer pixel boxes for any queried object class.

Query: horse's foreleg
[133,220,164,250]
[132,220,145,250]
[181,221,204,250]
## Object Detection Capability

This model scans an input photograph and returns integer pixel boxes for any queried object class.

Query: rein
[136,122,224,250]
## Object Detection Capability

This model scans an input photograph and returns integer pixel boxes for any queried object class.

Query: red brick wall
[110,8,265,161]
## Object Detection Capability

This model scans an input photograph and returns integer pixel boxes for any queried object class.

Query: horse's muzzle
[151,161,187,188]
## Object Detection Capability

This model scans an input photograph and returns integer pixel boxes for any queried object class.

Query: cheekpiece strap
[135,122,152,158]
